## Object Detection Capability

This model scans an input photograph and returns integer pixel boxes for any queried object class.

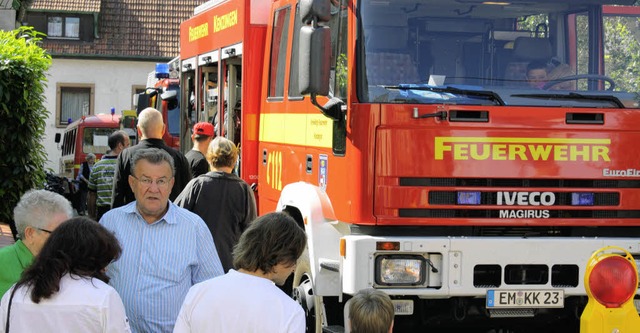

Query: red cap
[193,122,214,137]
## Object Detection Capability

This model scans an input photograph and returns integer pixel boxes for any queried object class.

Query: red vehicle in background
[135,60,181,149]
[56,113,122,179]
[54,113,122,213]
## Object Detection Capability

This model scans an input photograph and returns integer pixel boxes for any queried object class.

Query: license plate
[486,290,564,308]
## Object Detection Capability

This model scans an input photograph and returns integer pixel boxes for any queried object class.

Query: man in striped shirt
[88,130,129,221]
[101,148,223,333]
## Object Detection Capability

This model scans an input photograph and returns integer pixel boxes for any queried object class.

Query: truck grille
[397,178,640,219]
[400,177,640,188]
[428,191,619,206]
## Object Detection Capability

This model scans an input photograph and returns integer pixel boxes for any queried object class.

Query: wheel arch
[276,181,345,297]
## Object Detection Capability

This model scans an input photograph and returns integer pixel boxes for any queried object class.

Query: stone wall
[0,8,16,31]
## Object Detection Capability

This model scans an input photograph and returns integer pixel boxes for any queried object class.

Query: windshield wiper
[511,92,624,108]
[386,85,505,106]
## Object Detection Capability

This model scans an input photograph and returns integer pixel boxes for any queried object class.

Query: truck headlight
[375,255,426,286]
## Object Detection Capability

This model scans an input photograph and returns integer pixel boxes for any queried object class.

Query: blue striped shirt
[100,201,223,333]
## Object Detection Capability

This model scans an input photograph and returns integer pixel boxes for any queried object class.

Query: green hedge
[0,26,52,239]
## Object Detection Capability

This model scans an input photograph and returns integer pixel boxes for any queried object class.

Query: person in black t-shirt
[185,122,214,178]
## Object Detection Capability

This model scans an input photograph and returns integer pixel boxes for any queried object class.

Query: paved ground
[0,222,15,248]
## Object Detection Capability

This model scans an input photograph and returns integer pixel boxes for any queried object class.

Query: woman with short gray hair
[0,189,73,298]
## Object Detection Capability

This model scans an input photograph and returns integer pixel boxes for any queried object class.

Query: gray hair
[13,189,73,239]
[130,148,175,176]
[207,136,239,169]
[86,153,96,161]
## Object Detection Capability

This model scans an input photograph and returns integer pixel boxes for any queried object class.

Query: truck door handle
[566,113,604,125]
[306,155,313,174]
[449,110,489,122]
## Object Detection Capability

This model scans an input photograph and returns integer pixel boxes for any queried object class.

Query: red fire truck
[56,113,122,179]
[180,0,640,331]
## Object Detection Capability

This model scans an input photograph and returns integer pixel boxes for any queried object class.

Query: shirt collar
[14,240,34,268]
[122,200,180,225]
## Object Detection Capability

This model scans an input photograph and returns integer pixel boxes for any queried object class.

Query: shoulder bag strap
[4,285,18,333]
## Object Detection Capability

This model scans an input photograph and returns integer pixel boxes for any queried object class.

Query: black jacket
[174,171,257,272]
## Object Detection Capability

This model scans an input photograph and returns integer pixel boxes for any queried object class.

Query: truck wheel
[292,251,325,333]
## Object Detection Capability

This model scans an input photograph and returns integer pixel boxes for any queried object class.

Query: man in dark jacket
[111,107,191,208]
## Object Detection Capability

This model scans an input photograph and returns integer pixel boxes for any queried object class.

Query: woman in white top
[0,216,130,333]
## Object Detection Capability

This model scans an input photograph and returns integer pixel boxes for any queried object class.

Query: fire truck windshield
[358,0,640,108]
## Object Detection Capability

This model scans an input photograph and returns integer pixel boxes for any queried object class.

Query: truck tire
[293,249,325,333]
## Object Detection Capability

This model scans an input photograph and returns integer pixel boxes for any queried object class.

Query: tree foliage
[604,15,640,92]
[0,26,52,238]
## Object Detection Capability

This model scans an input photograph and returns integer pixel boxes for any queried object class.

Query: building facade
[24,0,204,172]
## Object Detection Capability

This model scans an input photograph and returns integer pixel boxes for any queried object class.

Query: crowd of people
[0,107,398,333]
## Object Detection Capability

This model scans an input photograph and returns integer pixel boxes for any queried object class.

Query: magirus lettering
[499,210,550,218]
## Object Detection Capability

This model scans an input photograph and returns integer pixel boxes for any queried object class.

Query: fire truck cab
[180,0,640,331]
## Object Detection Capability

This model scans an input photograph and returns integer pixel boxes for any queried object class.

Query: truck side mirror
[299,25,331,96]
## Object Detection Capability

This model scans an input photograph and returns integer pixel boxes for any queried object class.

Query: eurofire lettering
[214,10,238,33]
[434,137,611,162]
[189,23,209,42]
[602,168,640,177]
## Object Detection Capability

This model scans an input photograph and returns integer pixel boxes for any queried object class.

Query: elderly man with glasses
[0,189,73,297]
[100,148,223,333]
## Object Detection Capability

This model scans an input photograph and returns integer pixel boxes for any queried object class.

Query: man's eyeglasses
[132,175,171,188]
[35,227,52,234]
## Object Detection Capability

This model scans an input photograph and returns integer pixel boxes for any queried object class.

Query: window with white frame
[57,84,94,127]
[48,16,80,39]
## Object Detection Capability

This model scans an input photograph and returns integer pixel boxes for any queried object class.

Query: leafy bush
[0,26,52,239]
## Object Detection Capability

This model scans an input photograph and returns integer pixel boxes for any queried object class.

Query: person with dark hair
[173,212,306,333]
[88,130,130,220]
[0,190,73,298]
[175,136,257,272]
[526,60,549,89]
[347,288,394,333]
[101,148,222,333]
[111,107,192,209]
[0,217,130,332]
[185,122,214,177]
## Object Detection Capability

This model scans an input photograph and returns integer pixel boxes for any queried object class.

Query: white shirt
[173,269,305,333]
[0,273,131,333]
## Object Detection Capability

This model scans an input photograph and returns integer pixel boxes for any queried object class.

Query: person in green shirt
[0,189,73,297]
